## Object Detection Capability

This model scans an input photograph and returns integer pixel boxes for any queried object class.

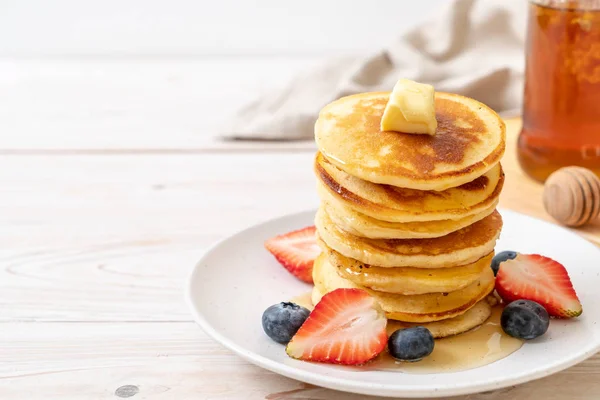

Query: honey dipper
[543,166,600,227]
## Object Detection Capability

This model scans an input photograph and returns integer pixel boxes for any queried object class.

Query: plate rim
[185,208,600,398]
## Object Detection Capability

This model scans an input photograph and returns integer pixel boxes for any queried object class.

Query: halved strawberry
[286,288,388,365]
[264,226,320,283]
[496,254,582,318]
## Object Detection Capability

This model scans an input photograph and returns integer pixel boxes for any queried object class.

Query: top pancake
[315,92,506,191]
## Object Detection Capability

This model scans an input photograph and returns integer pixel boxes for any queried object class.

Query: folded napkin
[221,0,526,140]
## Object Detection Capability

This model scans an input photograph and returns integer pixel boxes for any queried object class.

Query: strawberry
[264,226,320,283]
[286,288,388,365]
[495,253,582,318]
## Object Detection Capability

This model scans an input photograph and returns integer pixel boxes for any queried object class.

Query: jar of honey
[518,0,600,182]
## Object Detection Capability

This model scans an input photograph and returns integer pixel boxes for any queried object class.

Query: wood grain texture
[0,322,599,399]
[1,117,599,399]
[0,153,317,321]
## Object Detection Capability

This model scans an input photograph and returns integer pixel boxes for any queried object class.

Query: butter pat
[380,79,437,135]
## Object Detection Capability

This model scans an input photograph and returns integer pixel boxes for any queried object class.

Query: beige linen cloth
[221,0,527,140]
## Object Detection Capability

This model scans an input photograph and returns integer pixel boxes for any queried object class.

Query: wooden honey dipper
[543,166,600,227]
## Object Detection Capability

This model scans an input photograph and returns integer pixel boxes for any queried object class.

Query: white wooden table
[3,78,600,400]
[2,2,600,398]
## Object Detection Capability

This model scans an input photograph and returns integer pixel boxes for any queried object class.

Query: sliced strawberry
[286,288,388,365]
[496,254,582,318]
[264,226,320,283]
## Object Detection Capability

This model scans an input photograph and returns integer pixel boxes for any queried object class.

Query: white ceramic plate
[186,209,600,398]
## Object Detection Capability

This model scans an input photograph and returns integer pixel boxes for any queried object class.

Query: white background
[0,0,445,56]
[0,0,445,148]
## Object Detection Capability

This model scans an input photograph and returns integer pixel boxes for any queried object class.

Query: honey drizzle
[289,292,523,374]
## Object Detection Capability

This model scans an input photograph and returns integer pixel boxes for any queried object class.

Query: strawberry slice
[286,288,388,365]
[264,226,320,283]
[496,254,582,318]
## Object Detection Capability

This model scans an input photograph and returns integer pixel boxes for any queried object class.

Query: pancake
[326,245,494,295]
[386,300,492,338]
[315,207,503,268]
[320,198,498,239]
[312,253,495,323]
[314,92,506,191]
[315,152,504,223]
[310,285,493,339]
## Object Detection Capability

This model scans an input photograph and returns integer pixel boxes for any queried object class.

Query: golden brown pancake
[315,151,504,223]
[315,207,503,268]
[320,198,498,239]
[325,245,494,295]
[312,253,495,323]
[385,300,492,338]
[315,92,506,191]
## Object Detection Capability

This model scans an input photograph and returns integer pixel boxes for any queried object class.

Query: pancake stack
[312,91,506,338]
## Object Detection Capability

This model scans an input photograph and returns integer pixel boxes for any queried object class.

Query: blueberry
[501,300,549,340]
[262,302,310,344]
[491,251,518,276]
[388,327,435,362]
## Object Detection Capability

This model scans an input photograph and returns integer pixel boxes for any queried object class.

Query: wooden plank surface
[0,153,317,322]
[1,322,599,400]
[1,117,599,399]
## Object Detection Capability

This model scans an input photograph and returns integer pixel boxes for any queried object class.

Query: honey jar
[518,0,600,182]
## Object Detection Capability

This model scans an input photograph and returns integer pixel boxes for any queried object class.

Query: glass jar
[518,0,600,182]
